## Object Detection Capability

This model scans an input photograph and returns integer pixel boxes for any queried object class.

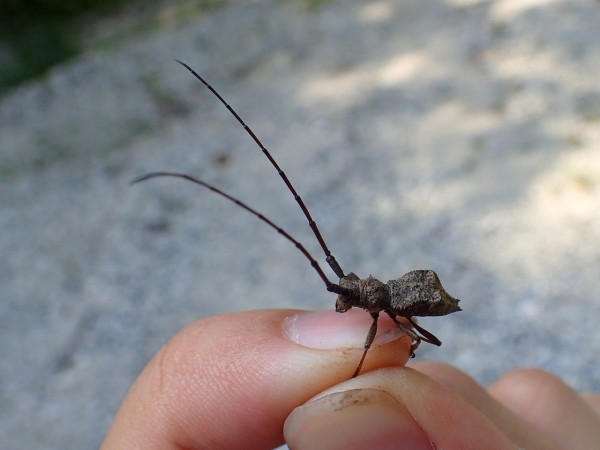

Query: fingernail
[283,309,408,349]
[284,389,433,450]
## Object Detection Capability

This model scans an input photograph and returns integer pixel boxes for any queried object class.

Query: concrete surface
[1,0,599,448]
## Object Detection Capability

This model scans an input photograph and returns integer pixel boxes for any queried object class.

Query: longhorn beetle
[132,60,461,378]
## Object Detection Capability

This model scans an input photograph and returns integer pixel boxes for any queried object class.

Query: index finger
[101,309,412,450]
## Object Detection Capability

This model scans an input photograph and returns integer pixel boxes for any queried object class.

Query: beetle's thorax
[335,272,391,313]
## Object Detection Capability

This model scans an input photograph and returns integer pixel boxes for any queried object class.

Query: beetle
[133,60,461,377]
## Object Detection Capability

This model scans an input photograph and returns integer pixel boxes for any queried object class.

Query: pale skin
[102,309,600,450]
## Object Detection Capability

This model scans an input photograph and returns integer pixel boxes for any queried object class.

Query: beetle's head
[334,272,360,313]
[335,295,352,313]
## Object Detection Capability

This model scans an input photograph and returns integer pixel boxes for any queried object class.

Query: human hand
[101,309,600,449]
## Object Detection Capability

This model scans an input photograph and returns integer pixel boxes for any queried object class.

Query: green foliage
[0,0,127,16]
[0,0,132,92]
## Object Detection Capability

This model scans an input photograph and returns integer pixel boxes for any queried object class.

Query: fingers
[410,362,557,449]
[102,308,600,450]
[101,309,413,450]
[581,393,600,416]
[285,362,591,450]
[489,368,600,450]
[285,366,525,450]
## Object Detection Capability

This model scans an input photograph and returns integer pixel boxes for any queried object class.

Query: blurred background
[1,0,599,448]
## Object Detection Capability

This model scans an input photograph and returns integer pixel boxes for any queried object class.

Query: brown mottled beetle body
[336,270,460,317]
[333,270,460,376]
[133,61,462,378]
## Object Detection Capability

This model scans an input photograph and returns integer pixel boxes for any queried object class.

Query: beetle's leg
[352,312,379,378]
[410,338,420,358]
[407,317,442,346]
[385,311,422,357]
[385,311,420,340]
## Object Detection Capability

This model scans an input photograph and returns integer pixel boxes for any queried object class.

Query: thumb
[102,309,412,450]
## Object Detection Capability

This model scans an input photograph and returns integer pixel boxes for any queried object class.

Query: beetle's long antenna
[131,172,347,295]
[174,59,345,279]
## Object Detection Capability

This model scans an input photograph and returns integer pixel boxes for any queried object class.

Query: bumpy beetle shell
[388,270,461,317]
